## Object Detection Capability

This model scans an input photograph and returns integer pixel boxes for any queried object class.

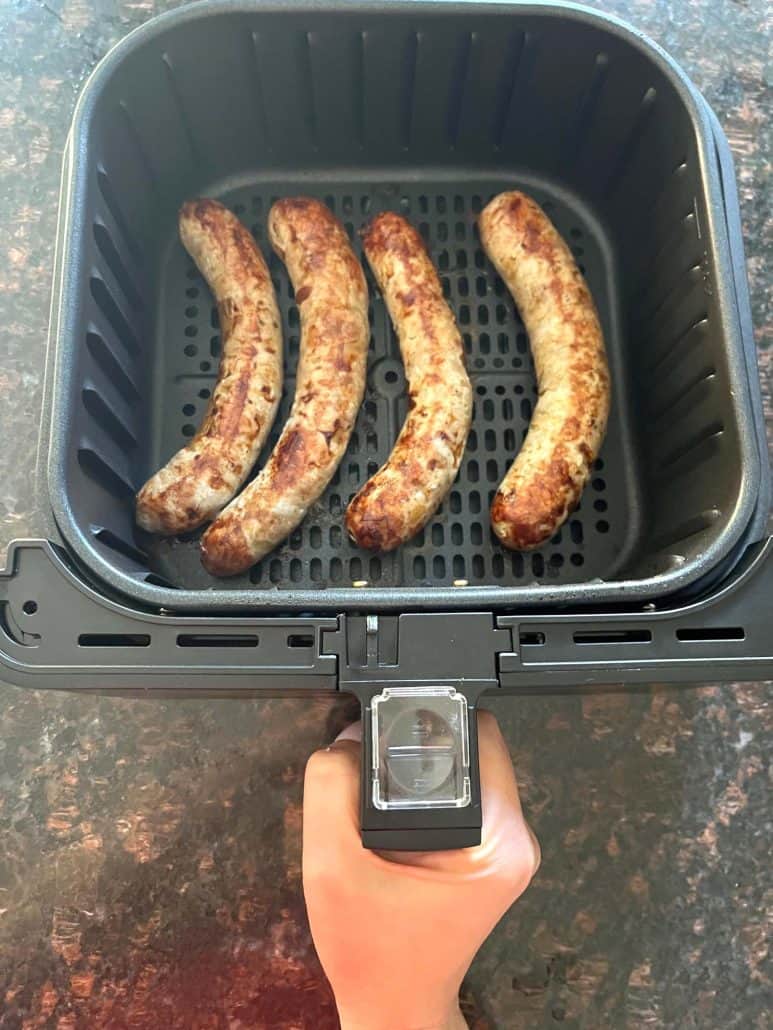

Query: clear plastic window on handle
[371,686,471,811]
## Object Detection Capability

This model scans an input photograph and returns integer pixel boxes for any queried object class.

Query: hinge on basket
[321,612,512,693]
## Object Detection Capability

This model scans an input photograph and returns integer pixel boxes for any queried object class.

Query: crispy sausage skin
[200,198,369,576]
[479,191,610,550]
[135,199,282,535]
[345,213,473,552]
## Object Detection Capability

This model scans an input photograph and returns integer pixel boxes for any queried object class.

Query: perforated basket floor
[140,178,639,593]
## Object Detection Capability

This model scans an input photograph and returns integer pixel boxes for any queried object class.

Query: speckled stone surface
[0,1,770,1027]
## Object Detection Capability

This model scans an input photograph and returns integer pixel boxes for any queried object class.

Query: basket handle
[356,684,483,851]
[323,612,511,849]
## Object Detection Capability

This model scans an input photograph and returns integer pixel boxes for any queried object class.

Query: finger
[302,736,362,874]
[377,710,527,874]
[477,709,523,815]
[477,710,540,879]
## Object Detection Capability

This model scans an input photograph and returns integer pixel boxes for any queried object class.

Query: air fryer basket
[3,0,769,847]
[41,0,767,613]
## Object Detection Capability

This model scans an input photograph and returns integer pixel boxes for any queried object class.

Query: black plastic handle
[358,690,482,851]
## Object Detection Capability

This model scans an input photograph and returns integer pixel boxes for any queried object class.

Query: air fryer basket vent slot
[676,627,745,642]
[78,633,150,647]
[177,633,259,648]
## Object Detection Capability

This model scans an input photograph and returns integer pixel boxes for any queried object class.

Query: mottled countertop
[0,0,771,1027]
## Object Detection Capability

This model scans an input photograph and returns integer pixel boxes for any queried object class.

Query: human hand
[303,710,540,1030]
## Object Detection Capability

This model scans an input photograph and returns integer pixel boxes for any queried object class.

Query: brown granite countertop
[0,1,770,1027]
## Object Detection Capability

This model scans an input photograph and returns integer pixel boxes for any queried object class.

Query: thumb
[303,723,362,870]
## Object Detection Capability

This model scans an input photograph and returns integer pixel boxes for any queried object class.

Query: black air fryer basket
[3,1,770,847]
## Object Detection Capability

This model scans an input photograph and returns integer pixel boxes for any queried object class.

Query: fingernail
[335,721,362,744]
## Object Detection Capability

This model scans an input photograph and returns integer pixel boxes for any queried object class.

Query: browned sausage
[200,198,369,576]
[478,191,610,550]
[135,199,282,535]
[345,213,473,552]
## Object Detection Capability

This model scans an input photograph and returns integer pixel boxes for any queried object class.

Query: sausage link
[201,198,369,576]
[136,199,282,535]
[479,191,610,550]
[345,213,472,552]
